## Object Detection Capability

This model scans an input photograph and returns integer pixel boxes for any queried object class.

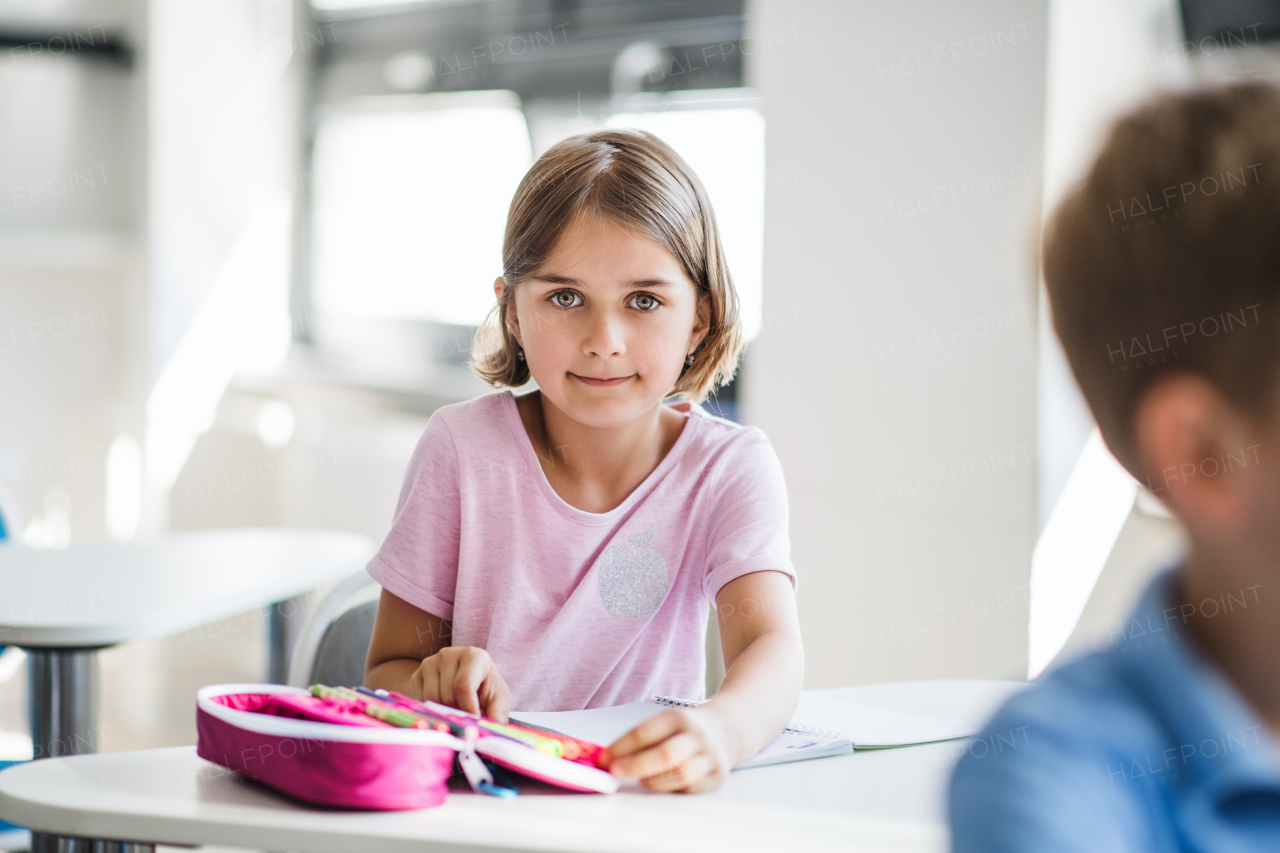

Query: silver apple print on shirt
[598,529,670,618]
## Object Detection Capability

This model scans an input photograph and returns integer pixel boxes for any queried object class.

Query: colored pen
[354,687,477,739]
[343,687,468,736]
[318,686,597,764]
[474,718,565,757]
[367,691,556,754]
[409,698,569,759]
[405,695,600,764]
[310,685,461,735]
[391,695,563,758]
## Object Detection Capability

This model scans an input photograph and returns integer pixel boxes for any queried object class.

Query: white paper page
[794,692,976,747]
[512,701,664,747]
[738,730,852,769]
[513,701,851,769]
[513,691,977,752]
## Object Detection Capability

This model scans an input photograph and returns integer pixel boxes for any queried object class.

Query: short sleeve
[701,429,796,604]
[365,411,461,620]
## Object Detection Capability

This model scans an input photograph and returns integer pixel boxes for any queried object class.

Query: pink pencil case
[197,684,462,810]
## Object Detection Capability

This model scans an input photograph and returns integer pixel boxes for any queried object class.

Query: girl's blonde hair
[470,128,743,403]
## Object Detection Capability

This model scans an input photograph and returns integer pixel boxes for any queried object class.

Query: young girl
[364,128,803,793]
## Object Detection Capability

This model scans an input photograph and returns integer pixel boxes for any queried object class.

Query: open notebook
[511,691,979,770]
[514,696,850,769]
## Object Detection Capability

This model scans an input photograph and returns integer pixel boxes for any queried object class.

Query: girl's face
[498,215,710,430]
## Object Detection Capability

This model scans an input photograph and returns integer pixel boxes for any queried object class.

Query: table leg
[266,594,306,684]
[25,648,100,758]
[30,831,155,852]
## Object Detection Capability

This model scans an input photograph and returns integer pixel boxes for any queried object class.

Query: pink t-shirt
[366,390,795,712]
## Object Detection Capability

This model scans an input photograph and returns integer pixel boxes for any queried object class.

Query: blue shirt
[950,568,1280,852]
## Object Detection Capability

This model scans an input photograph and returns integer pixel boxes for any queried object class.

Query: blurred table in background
[0,528,373,761]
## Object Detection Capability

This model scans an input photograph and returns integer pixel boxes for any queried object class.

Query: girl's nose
[583,309,626,358]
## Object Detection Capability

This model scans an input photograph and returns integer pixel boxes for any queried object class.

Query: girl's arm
[364,588,512,721]
[604,570,804,792]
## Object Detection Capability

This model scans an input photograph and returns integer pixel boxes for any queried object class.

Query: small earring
[516,349,526,362]
[685,353,695,366]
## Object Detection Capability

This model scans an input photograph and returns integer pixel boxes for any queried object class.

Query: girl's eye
[629,293,660,311]
[551,290,582,308]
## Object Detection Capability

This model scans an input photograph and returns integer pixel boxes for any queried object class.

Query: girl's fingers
[451,651,488,715]
[610,731,702,780]
[682,765,727,794]
[416,658,440,704]
[606,710,686,762]
[436,656,459,708]
[452,670,481,715]
[481,672,511,722]
[433,663,450,707]
[642,750,716,793]
[421,648,507,718]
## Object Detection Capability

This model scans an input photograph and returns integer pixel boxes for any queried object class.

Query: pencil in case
[313,685,618,794]
[343,686,607,765]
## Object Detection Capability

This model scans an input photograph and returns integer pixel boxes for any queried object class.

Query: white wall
[144,0,305,531]
[745,0,1047,686]
[147,0,300,381]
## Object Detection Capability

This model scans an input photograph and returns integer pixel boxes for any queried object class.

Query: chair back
[306,602,379,688]
[287,570,378,687]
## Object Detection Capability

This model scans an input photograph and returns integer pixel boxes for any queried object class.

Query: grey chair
[306,602,378,688]
[287,570,379,688]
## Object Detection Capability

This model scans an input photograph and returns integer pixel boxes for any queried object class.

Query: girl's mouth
[571,373,633,387]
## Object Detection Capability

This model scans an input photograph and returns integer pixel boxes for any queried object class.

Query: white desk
[0,528,374,763]
[0,680,1028,853]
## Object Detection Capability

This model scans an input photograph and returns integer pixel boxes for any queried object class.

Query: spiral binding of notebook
[652,696,849,741]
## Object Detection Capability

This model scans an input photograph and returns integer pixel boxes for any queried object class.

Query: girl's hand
[603,706,735,793]
[411,646,511,722]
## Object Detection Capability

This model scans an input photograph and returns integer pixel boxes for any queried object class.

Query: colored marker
[353,687,476,739]
[310,685,456,735]
[411,698,567,759]
[314,685,601,765]
[407,695,601,764]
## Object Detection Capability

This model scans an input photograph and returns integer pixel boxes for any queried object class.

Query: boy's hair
[1044,83,1280,475]
[470,128,743,403]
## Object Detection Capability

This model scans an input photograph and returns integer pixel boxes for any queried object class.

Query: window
[606,92,764,340]
[311,90,532,326]
[311,89,764,340]
[301,0,753,373]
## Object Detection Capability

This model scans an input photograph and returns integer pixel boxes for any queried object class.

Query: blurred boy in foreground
[951,83,1280,851]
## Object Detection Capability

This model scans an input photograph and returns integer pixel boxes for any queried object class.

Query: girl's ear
[495,276,522,345]
[689,293,711,352]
